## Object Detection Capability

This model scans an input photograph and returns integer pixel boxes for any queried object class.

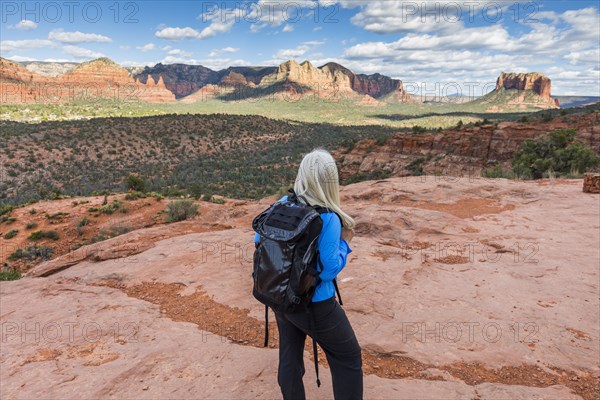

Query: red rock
[583,173,600,193]
[496,72,559,108]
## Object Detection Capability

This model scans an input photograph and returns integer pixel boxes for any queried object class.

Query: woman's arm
[317,213,352,282]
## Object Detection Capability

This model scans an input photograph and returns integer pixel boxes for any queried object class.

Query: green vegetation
[0,267,21,281]
[0,205,13,216]
[0,90,550,128]
[3,229,18,239]
[166,200,199,222]
[25,222,38,230]
[512,129,599,179]
[125,174,146,192]
[0,114,400,205]
[90,224,132,243]
[8,246,53,262]
[342,169,393,185]
[406,158,426,176]
[92,200,127,215]
[28,230,60,241]
[483,164,515,179]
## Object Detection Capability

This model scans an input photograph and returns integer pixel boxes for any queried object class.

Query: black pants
[274,297,363,400]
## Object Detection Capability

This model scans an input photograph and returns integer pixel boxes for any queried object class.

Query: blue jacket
[253,195,352,302]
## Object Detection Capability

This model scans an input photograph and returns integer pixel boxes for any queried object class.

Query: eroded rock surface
[2,178,599,399]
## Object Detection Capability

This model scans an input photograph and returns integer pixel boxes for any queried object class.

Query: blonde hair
[293,148,355,229]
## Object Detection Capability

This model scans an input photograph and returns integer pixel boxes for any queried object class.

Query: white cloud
[168,49,193,57]
[196,6,240,40]
[250,23,268,33]
[0,39,56,52]
[155,27,201,40]
[15,20,38,31]
[282,24,295,32]
[62,45,105,59]
[275,45,311,59]
[121,60,155,67]
[48,30,112,43]
[137,43,156,52]
[7,55,37,62]
[209,50,218,57]
[222,47,239,53]
[565,49,600,66]
[155,7,238,41]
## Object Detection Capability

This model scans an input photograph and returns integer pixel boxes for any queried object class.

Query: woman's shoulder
[319,210,343,228]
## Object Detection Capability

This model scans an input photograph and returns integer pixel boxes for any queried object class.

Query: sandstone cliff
[260,60,413,101]
[495,72,559,108]
[134,63,220,98]
[1,57,175,103]
[336,108,599,179]
[21,61,78,77]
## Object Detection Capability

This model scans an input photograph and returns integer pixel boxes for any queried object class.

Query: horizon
[1,1,599,96]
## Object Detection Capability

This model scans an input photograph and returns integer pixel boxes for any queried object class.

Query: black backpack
[252,189,342,387]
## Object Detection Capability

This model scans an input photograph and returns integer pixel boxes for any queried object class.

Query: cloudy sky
[1,0,599,95]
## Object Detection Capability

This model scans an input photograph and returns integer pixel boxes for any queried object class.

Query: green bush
[28,230,59,241]
[0,268,21,281]
[483,164,515,179]
[406,158,426,176]
[125,174,146,192]
[166,200,199,222]
[25,222,38,230]
[512,129,600,179]
[8,246,53,261]
[3,229,18,239]
[0,205,13,217]
[412,126,426,135]
[28,231,44,240]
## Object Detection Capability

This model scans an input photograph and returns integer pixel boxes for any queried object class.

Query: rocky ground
[1,177,599,399]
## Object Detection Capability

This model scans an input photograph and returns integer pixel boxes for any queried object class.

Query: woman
[255,148,363,400]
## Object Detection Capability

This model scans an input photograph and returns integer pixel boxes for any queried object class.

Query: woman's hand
[341,228,355,243]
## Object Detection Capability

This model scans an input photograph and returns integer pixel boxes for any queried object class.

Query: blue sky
[1,0,599,95]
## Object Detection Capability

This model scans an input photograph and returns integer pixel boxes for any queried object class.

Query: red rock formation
[0,57,175,104]
[0,57,47,104]
[496,72,559,107]
[336,111,600,179]
[260,60,413,102]
[583,173,600,193]
[219,71,249,87]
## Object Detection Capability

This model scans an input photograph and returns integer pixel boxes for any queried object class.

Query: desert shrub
[412,126,426,135]
[25,222,38,230]
[3,229,18,239]
[512,129,600,179]
[0,205,13,217]
[406,157,426,176]
[166,200,199,222]
[483,164,515,179]
[125,174,146,192]
[28,230,59,241]
[125,191,146,200]
[0,267,21,281]
[8,246,53,261]
[343,169,392,185]
[46,212,69,220]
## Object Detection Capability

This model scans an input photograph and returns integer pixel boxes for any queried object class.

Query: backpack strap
[333,279,343,306]
[264,304,269,347]
[307,306,321,387]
